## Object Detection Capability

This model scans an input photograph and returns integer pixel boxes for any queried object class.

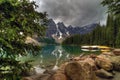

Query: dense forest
[62,13,120,47]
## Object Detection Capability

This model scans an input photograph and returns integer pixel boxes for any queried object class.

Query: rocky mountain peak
[46,19,98,43]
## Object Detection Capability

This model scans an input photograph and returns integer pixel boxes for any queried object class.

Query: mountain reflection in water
[20,45,83,70]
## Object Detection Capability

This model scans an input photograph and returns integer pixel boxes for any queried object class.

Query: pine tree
[105,14,115,46]
[115,28,120,47]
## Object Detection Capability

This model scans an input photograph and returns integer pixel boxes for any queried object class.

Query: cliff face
[46,19,98,41]
[46,19,57,38]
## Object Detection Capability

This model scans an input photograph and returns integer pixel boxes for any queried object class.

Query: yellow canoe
[98,46,111,52]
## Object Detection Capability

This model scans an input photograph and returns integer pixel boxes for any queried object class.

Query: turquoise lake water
[20,45,100,70]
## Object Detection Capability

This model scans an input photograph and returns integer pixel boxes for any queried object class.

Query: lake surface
[20,45,99,71]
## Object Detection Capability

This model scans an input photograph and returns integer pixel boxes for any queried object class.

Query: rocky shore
[22,49,120,80]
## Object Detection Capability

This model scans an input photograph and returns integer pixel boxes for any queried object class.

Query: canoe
[81,45,99,52]
[81,45,111,52]
[98,46,111,52]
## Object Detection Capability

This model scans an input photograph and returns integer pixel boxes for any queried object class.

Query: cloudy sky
[33,0,107,26]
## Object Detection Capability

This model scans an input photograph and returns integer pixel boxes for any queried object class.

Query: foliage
[101,0,120,15]
[0,0,47,79]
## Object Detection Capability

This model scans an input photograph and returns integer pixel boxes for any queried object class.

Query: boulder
[65,61,99,80]
[22,77,33,80]
[113,49,120,56]
[110,56,120,71]
[22,74,51,80]
[95,69,113,79]
[25,36,41,46]
[49,62,68,80]
[102,52,115,56]
[83,57,97,70]
[51,73,68,80]
[95,55,113,71]
[58,62,68,73]
[73,56,81,61]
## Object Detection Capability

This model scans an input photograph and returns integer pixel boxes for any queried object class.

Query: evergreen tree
[105,14,115,46]
[102,0,120,47]
[115,16,120,47]
[115,28,120,47]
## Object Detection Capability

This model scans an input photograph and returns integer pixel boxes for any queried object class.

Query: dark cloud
[34,0,107,26]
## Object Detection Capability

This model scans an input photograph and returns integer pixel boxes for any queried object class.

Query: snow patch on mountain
[56,25,63,39]
[46,19,98,43]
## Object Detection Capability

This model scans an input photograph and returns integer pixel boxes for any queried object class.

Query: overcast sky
[33,0,107,26]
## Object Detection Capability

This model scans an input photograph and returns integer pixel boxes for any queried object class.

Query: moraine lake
[19,45,100,72]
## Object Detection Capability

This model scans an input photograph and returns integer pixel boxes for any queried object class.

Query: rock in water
[65,61,99,80]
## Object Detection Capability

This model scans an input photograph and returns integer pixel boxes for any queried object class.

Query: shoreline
[22,49,120,80]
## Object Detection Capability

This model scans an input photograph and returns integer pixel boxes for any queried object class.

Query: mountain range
[45,19,98,43]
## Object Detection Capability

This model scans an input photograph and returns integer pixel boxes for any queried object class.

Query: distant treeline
[38,37,58,44]
[62,14,120,48]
